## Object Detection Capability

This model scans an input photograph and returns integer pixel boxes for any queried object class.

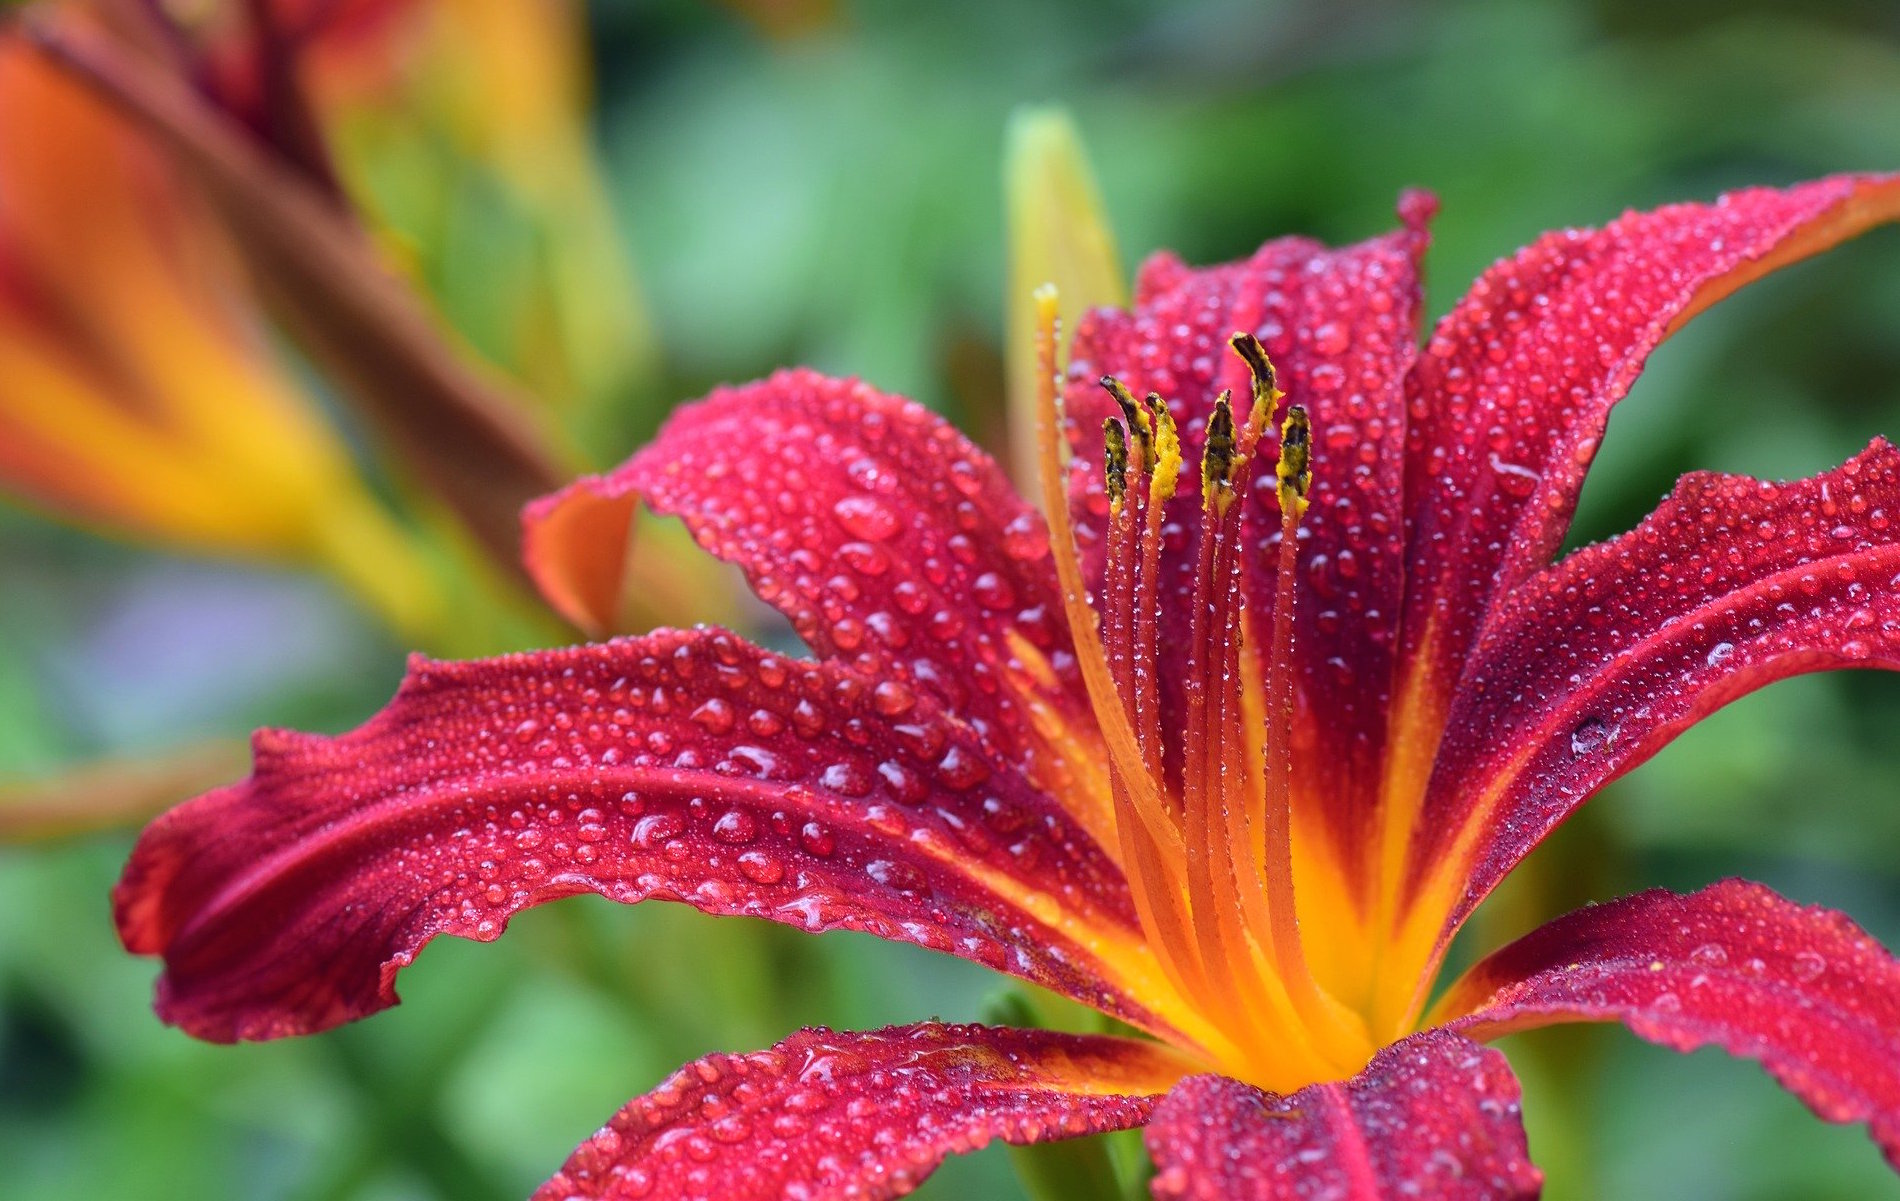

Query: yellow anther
[1229,332,1284,430]
[1148,395,1181,506]
[1201,392,1241,515]
[1100,377,1153,472]
[1277,404,1312,520]
[1103,418,1129,513]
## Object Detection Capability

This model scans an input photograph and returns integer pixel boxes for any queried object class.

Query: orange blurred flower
[0,30,447,638]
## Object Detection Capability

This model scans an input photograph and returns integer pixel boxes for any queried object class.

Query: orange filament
[1030,289,1218,1025]
[1031,290,1373,1088]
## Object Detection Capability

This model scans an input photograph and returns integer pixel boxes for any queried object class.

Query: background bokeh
[4,0,1900,1198]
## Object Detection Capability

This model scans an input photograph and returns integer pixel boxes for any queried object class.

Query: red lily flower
[117,173,1900,1199]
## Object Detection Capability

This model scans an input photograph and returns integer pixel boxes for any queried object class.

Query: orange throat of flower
[1029,288,1430,1091]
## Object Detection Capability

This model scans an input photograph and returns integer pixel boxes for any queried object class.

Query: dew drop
[691,698,736,734]
[970,572,1016,611]
[1488,453,1542,499]
[1569,716,1612,756]
[798,821,836,857]
[1312,321,1350,355]
[936,745,989,791]
[833,495,900,541]
[872,679,917,717]
[738,850,786,884]
[632,813,684,849]
[712,809,759,844]
[866,859,926,893]
[1000,512,1050,561]
[819,761,873,797]
[838,541,891,576]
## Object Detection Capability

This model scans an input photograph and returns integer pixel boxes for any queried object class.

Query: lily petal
[1395,172,1900,769]
[1144,1028,1541,1200]
[1415,439,1900,939]
[523,370,1107,835]
[536,1022,1186,1201]
[113,627,1174,1044]
[1438,880,1900,1168]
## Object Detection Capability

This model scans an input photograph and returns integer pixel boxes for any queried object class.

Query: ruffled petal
[1060,202,1430,872]
[1439,880,1900,1169]
[114,628,1178,1045]
[1144,1028,1541,1200]
[521,370,1105,835]
[535,1022,1187,1201]
[1413,439,1900,934]
[1395,173,1900,757]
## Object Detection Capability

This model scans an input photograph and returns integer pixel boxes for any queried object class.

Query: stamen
[1181,394,1239,1002]
[1200,392,1239,511]
[1277,403,1312,517]
[1030,297,1373,1083]
[1146,394,1181,503]
[1260,402,1313,978]
[1228,340,1375,1065]
[1181,398,1289,1050]
[1132,393,1175,786]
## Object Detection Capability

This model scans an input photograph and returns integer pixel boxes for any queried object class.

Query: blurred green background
[5,0,1900,1198]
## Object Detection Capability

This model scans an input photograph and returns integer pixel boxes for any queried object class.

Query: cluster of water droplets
[538,1024,1152,1201]
[245,618,1160,1037]
[629,371,1080,781]
[1146,1031,1539,1200]
[1426,440,1900,911]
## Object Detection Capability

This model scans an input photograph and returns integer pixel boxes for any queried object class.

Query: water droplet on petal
[970,572,1016,611]
[1312,321,1350,354]
[798,821,836,857]
[833,495,900,541]
[691,698,735,734]
[738,850,786,884]
[1569,716,1612,755]
[712,810,758,844]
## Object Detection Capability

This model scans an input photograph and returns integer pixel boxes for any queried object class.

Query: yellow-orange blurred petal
[0,32,446,641]
[23,18,573,572]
